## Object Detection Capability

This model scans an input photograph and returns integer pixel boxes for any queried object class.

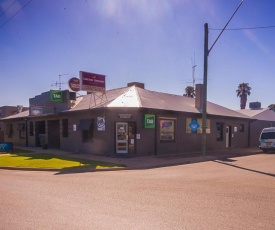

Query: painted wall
[2,108,251,156]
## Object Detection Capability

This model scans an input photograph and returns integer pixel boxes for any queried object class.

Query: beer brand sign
[68,77,80,92]
[79,71,106,93]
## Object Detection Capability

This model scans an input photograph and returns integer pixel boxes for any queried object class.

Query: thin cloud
[244,29,269,55]
[95,0,174,26]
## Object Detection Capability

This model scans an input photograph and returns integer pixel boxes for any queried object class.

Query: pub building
[1,73,253,156]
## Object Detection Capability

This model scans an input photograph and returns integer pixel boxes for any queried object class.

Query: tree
[236,83,251,109]
[183,86,195,98]
[268,104,275,112]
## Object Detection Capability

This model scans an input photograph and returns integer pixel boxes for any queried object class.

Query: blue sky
[0,0,274,109]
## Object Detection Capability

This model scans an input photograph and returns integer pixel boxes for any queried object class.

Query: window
[29,122,34,136]
[260,132,275,139]
[216,123,224,141]
[239,124,244,132]
[62,119,69,137]
[186,118,211,134]
[6,124,13,138]
[160,119,175,141]
[17,123,25,139]
[78,119,93,142]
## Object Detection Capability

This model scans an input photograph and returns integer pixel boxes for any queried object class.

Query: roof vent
[127,82,145,89]
[249,102,261,109]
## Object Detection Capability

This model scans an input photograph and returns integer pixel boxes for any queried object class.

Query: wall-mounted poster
[97,117,105,131]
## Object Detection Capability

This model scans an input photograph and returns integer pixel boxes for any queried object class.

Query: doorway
[48,120,60,149]
[116,122,128,154]
[116,122,136,154]
[35,121,46,147]
[226,125,232,148]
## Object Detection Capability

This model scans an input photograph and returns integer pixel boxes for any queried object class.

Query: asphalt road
[1,153,275,230]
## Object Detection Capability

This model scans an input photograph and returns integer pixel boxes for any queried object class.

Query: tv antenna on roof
[191,54,197,88]
[51,74,68,90]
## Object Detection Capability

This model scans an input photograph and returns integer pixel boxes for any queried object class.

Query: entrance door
[116,122,128,154]
[35,121,46,147]
[226,125,231,148]
[48,120,60,149]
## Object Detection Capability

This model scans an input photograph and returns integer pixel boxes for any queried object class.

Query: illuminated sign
[68,77,80,92]
[50,90,63,103]
[79,71,106,93]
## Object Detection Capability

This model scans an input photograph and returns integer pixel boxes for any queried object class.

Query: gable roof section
[237,108,275,121]
[136,87,249,118]
[1,110,29,120]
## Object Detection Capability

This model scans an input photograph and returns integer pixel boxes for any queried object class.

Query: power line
[209,25,275,31]
[0,0,17,17]
[0,0,33,29]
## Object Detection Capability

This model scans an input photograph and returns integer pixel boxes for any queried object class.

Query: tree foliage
[268,104,275,112]
[236,83,251,109]
[183,86,195,98]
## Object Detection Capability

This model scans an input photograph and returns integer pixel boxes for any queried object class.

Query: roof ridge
[132,86,143,107]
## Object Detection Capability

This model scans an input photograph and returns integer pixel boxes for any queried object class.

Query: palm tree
[268,104,275,112]
[183,86,195,98]
[236,83,251,109]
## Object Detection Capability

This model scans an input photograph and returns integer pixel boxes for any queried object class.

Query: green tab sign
[143,114,155,129]
[50,90,63,103]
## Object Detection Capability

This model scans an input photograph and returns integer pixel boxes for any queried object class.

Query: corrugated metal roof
[237,108,275,121]
[69,86,249,118]
[1,110,29,120]
[2,86,251,120]
[136,87,250,118]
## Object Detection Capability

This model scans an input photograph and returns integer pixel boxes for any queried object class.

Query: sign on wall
[143,114,155,129]
[160,119,175,140]
[0,142,13,152]
[97,117,105,131]
[186,118,211,134]
[50,90,63,103]
[79,71,106,93]
[30,107,43,116]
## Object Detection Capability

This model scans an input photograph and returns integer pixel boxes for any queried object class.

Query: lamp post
[202,0,244,156]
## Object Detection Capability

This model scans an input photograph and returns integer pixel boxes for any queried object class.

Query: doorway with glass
[116,122,136,155]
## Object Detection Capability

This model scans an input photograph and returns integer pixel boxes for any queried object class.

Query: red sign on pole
[79,71,106,93]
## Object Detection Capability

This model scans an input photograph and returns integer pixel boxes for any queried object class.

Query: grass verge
[0,149,125,170]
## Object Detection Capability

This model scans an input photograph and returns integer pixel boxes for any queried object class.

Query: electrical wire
[209,25,275,31]
[0,0,33,29]
[0,0,17,17]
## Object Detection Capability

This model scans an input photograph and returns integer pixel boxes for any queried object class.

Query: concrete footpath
[2,146,263,172]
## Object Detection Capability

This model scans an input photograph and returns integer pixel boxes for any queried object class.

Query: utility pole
[202,23,208,157]
[201,0,244,156]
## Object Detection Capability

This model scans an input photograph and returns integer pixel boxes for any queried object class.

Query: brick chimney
[195,84,204,111]
[127,82,145,89]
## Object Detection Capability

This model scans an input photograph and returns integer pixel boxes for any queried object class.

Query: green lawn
[0,149,125,170]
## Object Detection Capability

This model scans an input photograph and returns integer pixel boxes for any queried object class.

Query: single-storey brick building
[1,83,255,156]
